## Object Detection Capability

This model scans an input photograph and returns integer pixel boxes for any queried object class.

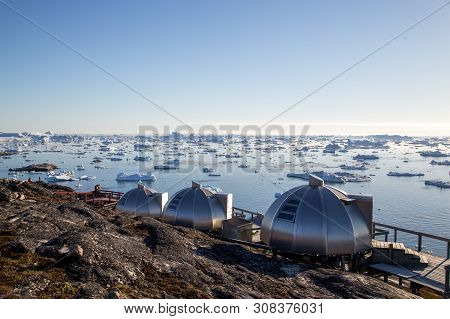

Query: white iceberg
[47,171,77,182]
[116,172,156,182]
[287,171,346,183]
[79,175,97,181]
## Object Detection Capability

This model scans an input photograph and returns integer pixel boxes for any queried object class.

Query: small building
[261,174,373,256]
[116,183,168,218]
[161,181,232,231]
[222,218,261,242]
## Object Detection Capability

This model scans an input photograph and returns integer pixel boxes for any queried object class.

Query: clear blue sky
[1,0,449,135]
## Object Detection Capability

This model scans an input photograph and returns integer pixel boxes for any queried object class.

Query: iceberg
[430,160,450,166]
[334,172,371,182]
[287,171,371,183]
[116,172,156,182]
[47,171,77,182]
[387,172,424,177]
[323,143,341,153]
[208,172,221,176]
[424,180,450,189]
[339,164,367,171]
[154,165,178,170]
[287,171,346,183]
[134,156,151,161]
[419,151,448,157]
[353,154,379,161]
[79,175,97,181]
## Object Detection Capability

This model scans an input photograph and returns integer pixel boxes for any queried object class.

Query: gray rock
[9,163,58,172]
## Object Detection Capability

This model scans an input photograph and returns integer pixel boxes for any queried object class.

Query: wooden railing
[54,190,124,204]
[373,222,450,259]
[232,207,263,223]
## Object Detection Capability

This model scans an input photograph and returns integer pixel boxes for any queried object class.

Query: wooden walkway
[54,190,124,206]
[370,242,450,297]
[371,222,450,297]
[410,252,450,293]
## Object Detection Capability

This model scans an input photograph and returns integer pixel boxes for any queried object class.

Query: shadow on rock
[196,243,311,279]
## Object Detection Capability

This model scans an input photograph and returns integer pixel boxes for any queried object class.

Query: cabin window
[275,200,298,222]
[276,212,296,222]
[282,205,297,213]
[167,201,179,210]
[287,199,300,205]
[168,190,186,210]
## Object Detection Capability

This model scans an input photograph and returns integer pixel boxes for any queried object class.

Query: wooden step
[372,240,429,266]
[419,255,428,264]
[372,240,405,250]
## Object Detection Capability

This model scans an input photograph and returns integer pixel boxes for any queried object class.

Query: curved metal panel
[296,187,326,254]
[322,188,353,255]
[117,185,166,218]
[193,190,213,230]
[261,185,306,245]
[161,183,231,231]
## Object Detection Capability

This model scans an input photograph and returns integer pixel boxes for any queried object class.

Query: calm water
[1,140,449,256]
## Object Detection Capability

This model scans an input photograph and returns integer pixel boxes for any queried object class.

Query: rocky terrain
[9,163,58,172]
[0,179,416,299]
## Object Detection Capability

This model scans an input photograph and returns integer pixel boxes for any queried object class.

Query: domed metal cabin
[261,174,373,256]
[161,181,232,231]
[116,183,168,218]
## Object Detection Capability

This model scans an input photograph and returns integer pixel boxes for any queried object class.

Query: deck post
[418,235,422,252]
[398,277,403,286]
[447,242,450,260]
[388,243,394,264]
[445,265,450,295]
[410,282,417,295]
[351,255,357,272]
[394,229,397,242]
[384,232,388,242]
[341,256,346,271]
[383,274,388,283]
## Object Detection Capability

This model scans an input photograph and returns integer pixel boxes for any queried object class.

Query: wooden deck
[410,252,450,293]
[371,222,450,297]
[369,246,450,297]
[54,190,124,206]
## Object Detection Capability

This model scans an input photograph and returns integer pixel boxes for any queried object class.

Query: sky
[0,0,449,135]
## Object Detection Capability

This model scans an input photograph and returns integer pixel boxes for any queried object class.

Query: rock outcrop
[9,163,58,172]
[0,180,416,299]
